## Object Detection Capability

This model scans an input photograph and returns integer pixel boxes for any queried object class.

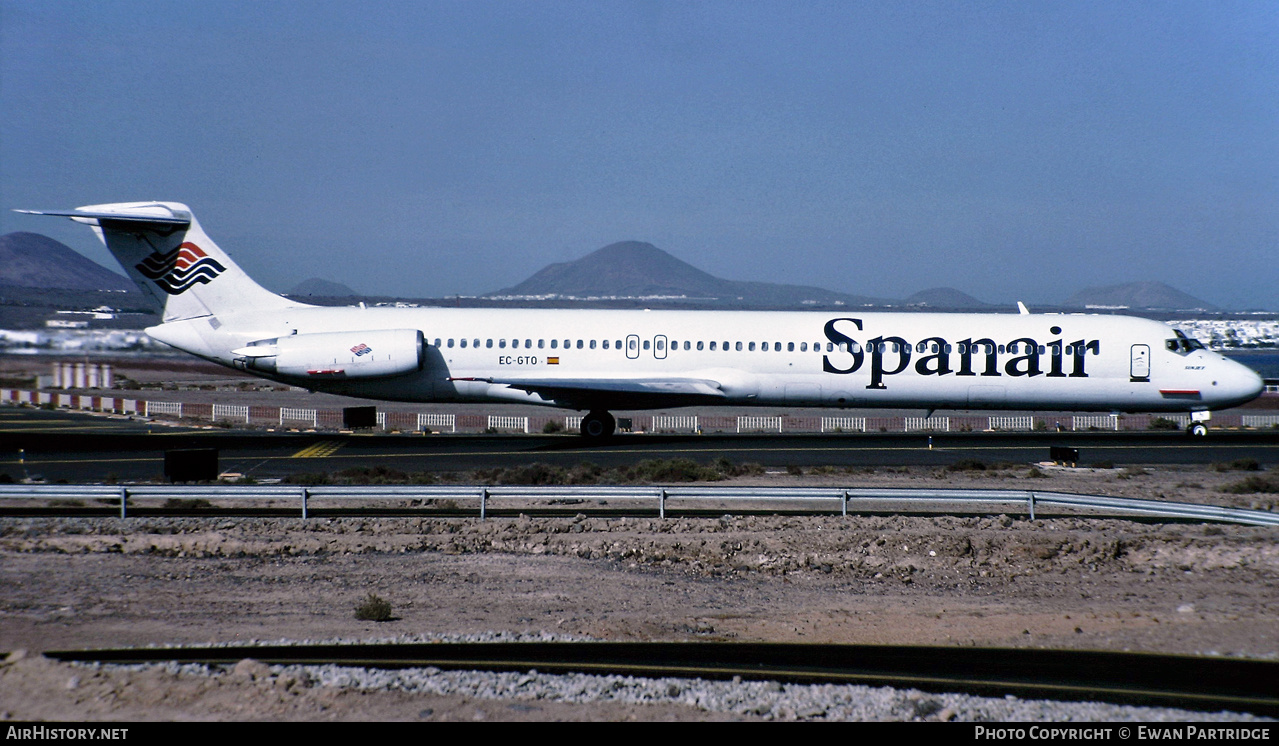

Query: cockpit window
[1167,329,1206,355]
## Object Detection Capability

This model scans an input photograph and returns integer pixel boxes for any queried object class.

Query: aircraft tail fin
[16,202,306,323]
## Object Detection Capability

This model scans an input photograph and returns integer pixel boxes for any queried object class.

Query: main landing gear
[580,410,616,440]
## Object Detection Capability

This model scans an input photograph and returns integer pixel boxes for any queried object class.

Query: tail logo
[135,242,227,295]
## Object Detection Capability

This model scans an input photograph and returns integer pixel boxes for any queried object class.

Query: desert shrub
[283,472,331,486]
[1216,458,1262,472]
[625,458,724,483]
[1024,467,1049,479]
[707,458,764,478]
[1221,476,1279,494]
[1148,417,1181,431]
[334,465,410,484]
[162,498,213,509]
[542,419,564,434]
[567,462,604,484]
[477,463,568,485]
[947,459,986,472]
[354,593,393,622]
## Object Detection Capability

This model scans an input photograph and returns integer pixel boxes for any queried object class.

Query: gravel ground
[1,467,1277,722]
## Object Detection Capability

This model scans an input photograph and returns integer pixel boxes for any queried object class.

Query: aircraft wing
[455,376,726,409]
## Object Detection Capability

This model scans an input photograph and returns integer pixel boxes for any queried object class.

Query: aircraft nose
[1222,358,1265,404]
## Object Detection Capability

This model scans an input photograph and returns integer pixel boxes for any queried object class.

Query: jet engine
[233,329,425,379]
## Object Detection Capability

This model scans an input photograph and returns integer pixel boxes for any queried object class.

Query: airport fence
[904,416,949,432]
[737,416,782,433]
[0,387,1267,435]
[652,415,698,432]
[1243,415,1279,429]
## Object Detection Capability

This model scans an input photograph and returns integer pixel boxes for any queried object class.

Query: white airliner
[18,202,1264,438]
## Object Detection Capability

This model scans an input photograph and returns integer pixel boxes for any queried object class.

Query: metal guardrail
[0,484,1276,526]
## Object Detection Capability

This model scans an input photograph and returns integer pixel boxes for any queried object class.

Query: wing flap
[455,376,726,400]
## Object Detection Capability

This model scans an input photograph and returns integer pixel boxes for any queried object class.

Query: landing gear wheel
[1188,423,1208,437]
[580,410,616,440]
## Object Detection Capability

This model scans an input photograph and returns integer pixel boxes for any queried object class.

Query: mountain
[1062,281,1219,311]
[490,241,885,306]
[904,287,990,308]
[289,277,358,297]
[0,232,133,291]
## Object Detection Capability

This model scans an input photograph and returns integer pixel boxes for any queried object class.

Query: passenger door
[1130,344,1150,382]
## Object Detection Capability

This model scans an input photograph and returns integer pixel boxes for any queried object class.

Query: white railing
[652,415,698,432]
[904,416,949,432]
[988,416,1035,431]
[419,413,456,433]
[565,416,583,432]
[1242,415,1279,428]
[1073,415,1118,431]
[821,417,866,433]
[212,404,249,423]
[737,416,782,433]
[487,415,529,433]
[279,407,317,428]
[145,401,182,417]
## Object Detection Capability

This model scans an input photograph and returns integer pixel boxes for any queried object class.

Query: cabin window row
[428,338,1089,356]
[435,338,624,350]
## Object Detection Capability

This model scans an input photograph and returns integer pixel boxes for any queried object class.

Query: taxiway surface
[1,407,1276,483]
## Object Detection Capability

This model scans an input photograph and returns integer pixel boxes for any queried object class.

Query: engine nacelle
[233,329,425,380]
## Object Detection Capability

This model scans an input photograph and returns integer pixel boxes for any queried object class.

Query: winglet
[1017,301,1030,315]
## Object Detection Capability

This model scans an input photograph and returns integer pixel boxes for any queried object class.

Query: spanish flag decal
[548,357,560,365]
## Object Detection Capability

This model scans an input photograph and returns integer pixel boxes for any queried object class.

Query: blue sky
[2,1,1276,308]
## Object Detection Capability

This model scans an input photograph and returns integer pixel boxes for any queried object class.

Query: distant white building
[1169,319,1279,349]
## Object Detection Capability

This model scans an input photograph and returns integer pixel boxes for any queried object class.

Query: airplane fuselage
[148,305,1262,414]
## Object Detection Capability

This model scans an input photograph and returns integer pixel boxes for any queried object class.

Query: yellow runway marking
[291,440,344,459]
[0,424,143,432]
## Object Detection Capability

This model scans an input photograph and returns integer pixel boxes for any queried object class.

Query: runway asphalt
[1,406,1276,483]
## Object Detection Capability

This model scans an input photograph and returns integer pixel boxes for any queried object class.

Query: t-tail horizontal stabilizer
[15,202,304,323]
